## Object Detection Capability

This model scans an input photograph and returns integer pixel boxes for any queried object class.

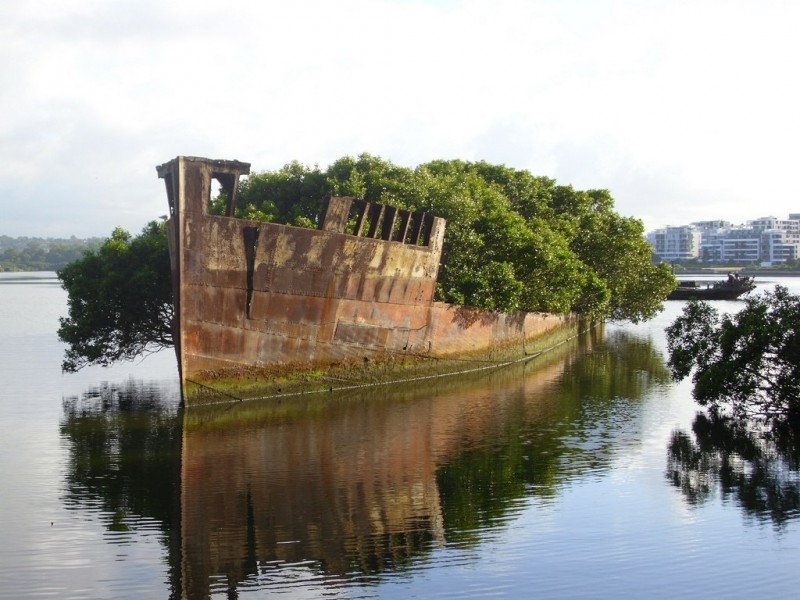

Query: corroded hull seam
[158,156,585,405]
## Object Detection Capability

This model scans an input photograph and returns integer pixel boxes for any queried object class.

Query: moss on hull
[184,318,594,405]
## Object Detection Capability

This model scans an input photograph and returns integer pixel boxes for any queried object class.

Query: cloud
[2,0,799,237]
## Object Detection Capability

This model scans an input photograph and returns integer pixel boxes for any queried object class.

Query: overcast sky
[2,0,799,238]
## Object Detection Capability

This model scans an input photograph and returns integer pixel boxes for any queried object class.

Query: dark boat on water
[667,274,756,300]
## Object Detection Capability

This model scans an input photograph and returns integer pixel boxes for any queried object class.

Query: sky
[2,0,799,238]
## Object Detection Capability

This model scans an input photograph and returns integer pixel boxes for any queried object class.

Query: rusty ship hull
[158,156,579,404]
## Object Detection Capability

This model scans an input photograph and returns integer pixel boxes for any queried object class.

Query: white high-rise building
[646,214,800,264]
[646,226,702,261]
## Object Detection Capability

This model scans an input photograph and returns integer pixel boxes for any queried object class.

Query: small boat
[667,274,756,300]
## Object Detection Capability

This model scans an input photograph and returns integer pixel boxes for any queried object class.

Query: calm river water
[0,272,798,599]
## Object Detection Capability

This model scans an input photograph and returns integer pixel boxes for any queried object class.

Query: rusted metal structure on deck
[157,156,574,403]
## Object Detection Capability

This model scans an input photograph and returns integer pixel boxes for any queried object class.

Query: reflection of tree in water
[60,380,183,596]
[58,329,672,597]
[438,329,672,538]
[61,381,181,522]
[667,413,800,529]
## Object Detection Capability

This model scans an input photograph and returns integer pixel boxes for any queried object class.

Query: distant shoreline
[676,268,800,277]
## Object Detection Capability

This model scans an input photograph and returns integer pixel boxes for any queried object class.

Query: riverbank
[674,267,800,277]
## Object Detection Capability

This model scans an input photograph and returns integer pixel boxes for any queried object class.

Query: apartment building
[647,215,800,265]
[646,226,703,261]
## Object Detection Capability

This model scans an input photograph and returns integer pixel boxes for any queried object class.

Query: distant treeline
[0,235,103,272]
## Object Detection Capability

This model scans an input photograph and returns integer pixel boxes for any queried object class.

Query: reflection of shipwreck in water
[178,337,590,597]
[157,156,578,403]
[58,325,679,597]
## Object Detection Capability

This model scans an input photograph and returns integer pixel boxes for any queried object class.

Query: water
[0,272,798,599]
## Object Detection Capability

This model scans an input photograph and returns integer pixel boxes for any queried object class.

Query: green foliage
[571,211,674,322]
[233,161,328,226]
[665,286,800,428]
[57,221,173,372]
[231,154,674,320]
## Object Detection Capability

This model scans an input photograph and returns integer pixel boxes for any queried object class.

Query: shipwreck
[157,156,581,404]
